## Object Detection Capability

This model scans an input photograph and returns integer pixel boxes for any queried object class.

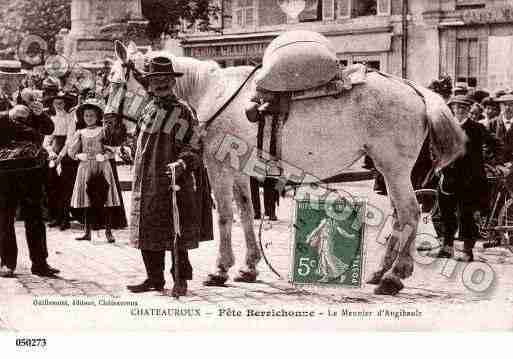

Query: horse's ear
[114,40,128,63]
[127,41,138,55]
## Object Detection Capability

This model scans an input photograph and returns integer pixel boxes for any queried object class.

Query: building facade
[182,0,405,76]
[179,0,513,91]
[65,0,149,64]
[434,0,513,92]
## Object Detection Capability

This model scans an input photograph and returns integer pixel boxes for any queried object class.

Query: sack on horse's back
[255,30,339,92]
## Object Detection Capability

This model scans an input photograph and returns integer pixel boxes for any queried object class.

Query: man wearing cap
[480,96,506,180]
[480,97,503,134]
[105,56,213,297]
[453,82,469,96]
[0,79,61,277]
[496,94,513,164]
[436,95,502,261]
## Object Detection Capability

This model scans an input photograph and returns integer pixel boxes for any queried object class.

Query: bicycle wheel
[497,198,513,245]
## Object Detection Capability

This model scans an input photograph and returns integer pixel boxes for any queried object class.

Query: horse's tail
[414,86,467,170]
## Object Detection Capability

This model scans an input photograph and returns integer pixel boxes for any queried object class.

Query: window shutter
[235,8,243,26]
[323,0,335,20]
[337,0,351,19]
[377,0,390,15]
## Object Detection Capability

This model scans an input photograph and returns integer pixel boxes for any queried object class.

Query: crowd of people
[0,55,214,298]
[2,49,512,293]
[0,59,128,279]
[430,80,513,262]
[382,76,513,262]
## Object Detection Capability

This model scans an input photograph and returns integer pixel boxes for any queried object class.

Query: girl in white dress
[69,99,120,242]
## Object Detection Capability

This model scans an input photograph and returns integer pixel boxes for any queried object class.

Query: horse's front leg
[233,174,261,282]
[203,165,235,286]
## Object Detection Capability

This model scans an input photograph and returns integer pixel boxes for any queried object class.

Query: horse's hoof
[203,273,229,286]
[233,270,258,283]
[366,270,385,285]
[374,275,404,296]
[392,255,414,279]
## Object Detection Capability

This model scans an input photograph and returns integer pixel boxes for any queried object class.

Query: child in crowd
[69,99,121,243]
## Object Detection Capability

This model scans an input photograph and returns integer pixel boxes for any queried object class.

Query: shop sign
[462,6,513,25]
[187,42,269,59]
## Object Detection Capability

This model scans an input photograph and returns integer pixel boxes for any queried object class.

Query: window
[456,38,478,87]
[234,0,255,28]
[299,0,322,22]
[455,0,485,10]
[337,0,389,19]
[353,60,380,70]
[352,0,376,17]
[232,58,261,66]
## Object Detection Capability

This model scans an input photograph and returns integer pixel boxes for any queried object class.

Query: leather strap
[202,64,262,130]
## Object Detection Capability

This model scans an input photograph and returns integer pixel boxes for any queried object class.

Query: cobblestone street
[1,178,512,331]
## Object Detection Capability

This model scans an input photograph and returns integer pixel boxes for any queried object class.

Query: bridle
[109,60,141,122]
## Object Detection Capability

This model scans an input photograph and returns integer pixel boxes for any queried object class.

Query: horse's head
[104,41,149,121]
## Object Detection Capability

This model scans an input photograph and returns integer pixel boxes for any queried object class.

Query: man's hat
[42,77,60,91]
[47,90,77,108]
[468,89,489,104]
[447,94,474,107]
[42,77,61,105]
[496,94,513,103]
[481,96,500,108]
[0,60,24,75]
[76,98,105,123]
[453,82,469,95]
[142,56,183,79]
[0,60,26,95]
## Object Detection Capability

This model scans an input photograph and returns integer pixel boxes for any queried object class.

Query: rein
[202,64,262,130]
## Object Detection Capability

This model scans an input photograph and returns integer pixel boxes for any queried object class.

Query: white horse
[107,41,466,295]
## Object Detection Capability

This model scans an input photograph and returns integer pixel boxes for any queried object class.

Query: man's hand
[48,151,58,161]
[8,105,30,121]
[76,153,88,161]
[258,102,270,113]
[28,101,44,116]
[95,153,106,162]
[496,164,511,177]
[165,160,186,180]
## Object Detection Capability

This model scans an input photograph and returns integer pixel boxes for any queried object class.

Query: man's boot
[126,279,165,293]
[171,280,187,298]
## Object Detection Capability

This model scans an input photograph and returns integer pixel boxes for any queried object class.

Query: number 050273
[15,338,47,347]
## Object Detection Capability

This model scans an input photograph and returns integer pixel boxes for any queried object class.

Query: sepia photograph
[0,0,512,342]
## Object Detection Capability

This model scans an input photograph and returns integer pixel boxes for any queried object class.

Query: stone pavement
[0,180,512,331]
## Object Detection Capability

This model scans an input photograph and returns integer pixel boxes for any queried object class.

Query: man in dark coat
[105,56,213,297]
[437,95,502,262]
[0,88,60,277]
[495,94,513,163]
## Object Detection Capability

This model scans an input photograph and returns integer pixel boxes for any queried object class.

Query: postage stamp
[290,198,366,287]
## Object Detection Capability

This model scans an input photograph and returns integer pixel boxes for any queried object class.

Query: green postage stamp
[291,198,366,287]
